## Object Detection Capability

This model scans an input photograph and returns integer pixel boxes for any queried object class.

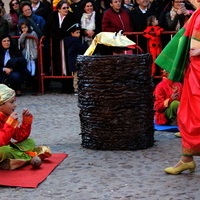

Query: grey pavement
[0,85,199,200]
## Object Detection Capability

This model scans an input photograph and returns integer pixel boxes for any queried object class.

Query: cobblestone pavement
[0,89,199,200]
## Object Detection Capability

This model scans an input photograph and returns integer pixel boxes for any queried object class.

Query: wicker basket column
[77,54,154,150]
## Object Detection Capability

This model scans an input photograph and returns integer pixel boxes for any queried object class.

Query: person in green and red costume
[155,0,200,175]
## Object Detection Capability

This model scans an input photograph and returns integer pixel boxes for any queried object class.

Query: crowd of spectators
[0,0,196,94]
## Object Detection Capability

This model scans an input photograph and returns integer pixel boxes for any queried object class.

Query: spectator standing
[0,16,9,36]
[129,0,156,52]
[31,0,52,22]
[149,0,171,18]
[8,0,20,36]
[44,0,77,93]
[18,20,38,76]
[70,0,83,22]
[102,0,132,32]
[143,15,163,76]
[123,0,134,12]
[159,0,192,31]
[80,0,102,45]
[0,0,13,31]
[159,0,193,48]
[42,0,52,8]
[95,0,110,13]
[18,3,46,38]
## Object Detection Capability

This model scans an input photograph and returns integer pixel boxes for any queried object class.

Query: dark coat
[44,11,77,39]
[129,7,156,52]
[0,47,30,78]
[32,1,52,22]
[0,47,22,72]
[70,1,82,22]
[64,36,88,72]
[43,11,77,76]
[0,17,9,36]
[129,7,156,32]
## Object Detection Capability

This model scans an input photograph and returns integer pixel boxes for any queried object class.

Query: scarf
[81,11,96,44]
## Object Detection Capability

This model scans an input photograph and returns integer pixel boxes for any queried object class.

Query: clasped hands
[10,108,32,121]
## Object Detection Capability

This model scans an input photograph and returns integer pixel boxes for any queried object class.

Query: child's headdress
[0,84,15,105]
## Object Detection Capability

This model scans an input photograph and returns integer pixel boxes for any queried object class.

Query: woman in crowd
[0,0,13,30]
[155,0,200,175]
[18,2,46,38]
[0,15,9,36]
[44,0,76,93]
[123,0,134,12]
[0,34,29,96]
[159,0,193,47]
[159,0,192,31]
[80,0,102,45]
[9,0,20,36]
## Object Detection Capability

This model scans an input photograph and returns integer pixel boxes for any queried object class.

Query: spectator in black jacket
[31,0,52,21]
[129,0,156,52]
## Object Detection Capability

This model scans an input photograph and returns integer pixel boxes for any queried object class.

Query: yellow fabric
[53,0,72,11]
[84,32,136,55]
[6,117,20,128]
[0,84,15,105]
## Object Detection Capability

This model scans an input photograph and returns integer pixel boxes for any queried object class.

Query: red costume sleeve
[143,26,164,40]
[0,113,33,146]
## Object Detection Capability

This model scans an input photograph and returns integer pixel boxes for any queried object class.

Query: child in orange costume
[143,15,164,76]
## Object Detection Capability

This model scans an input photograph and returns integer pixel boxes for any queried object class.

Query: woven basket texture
[77,54,154,150]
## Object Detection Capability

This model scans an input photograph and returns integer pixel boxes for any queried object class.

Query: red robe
[154,78,182,125]
[0,112,32,147]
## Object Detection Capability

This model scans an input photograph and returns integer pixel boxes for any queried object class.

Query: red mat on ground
[0,153,68,188]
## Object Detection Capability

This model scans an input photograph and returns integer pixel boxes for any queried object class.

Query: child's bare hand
[10,112,18,120]
[22,108,32,117]
[22,31,27,35]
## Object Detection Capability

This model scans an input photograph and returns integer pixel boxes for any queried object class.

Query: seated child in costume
[0,84,51,170]
[154,70,182,126]
[64,23,88,94]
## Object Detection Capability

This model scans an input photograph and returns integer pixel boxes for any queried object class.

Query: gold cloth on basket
[84,32,136,56]
[0,84,15,105]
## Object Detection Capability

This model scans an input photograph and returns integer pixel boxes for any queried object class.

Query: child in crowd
[18,20,38,76]
[143,15,164,76]
[64,23,88,95]
[0,84,51,170]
